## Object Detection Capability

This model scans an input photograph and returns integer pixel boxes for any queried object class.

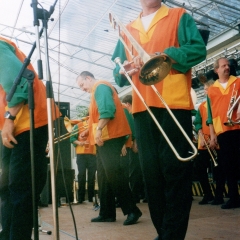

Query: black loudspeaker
[56,102,70,118]
[48,169,75,204]
[54,117,71,170]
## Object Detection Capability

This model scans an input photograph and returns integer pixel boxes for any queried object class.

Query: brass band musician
[69,117,97,203]
[111,0,206,239]
[193,80,225,205]
[207,57,240,209]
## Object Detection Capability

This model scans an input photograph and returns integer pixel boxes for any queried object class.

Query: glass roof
[0,0,239,117]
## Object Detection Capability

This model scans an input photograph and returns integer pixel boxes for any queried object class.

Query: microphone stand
[31,1,60,239]
[6,1,59,240]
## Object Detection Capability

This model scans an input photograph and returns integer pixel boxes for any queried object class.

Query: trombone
[224,83,240,126]
[110,12,197,162]
[53,125,88,144]
[198,131,218,167]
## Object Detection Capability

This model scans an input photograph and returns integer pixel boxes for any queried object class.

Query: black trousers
[96,137,137,218]
[76,154,96,201]
[134,108,193,240]
[217,130,240,200]
[194,150,213,196]
[129,149,145,202]
[0,125,48,240]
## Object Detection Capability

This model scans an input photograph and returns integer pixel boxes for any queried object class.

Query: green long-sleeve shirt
[193,108,203,132]
[94,84,116,119]
[70,124,79,147]
[0,40,28,107]
[111,12,206,87]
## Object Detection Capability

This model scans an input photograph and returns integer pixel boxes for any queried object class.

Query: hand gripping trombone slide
[198,132,218,167]
[110,12,198,162]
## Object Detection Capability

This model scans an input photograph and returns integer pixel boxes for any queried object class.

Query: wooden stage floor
[37,196,240,240]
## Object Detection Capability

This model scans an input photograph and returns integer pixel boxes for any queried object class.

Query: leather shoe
[198,195,214,205]
[221,199,240,209]
[210,198,224,205]
[91,215,116,222]
[123,209,142,225]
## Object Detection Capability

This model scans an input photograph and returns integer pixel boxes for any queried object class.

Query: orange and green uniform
[207,76,240,204]
[207,76,240,135]
[70,121,96,155]
[88,80,131,145]
[112,5,206,114]
[0,37,60,240]
[111,5,206,239]
[88,80,139,219]
[0,37,59,135]
[70,120,96,202]
[194,101,211,150]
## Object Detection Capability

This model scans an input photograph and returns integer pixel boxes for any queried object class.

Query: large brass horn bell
[139,55,172,85]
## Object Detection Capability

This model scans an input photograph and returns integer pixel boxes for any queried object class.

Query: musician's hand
[80,129,89,140]
[95,129,104,146]
[121,145,127,156]
[236,111,240,121]
[78,141,84,146]
[132,139,138,153]
[119,60,140,76]
[199,138,205,148]
[209,134,218,149]
[1,119,17,148]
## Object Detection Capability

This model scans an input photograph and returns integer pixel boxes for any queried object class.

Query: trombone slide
[114,57,197,162]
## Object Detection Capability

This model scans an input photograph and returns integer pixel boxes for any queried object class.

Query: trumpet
[110,12,197,162]
[198,132,218,167]
[224,83,240,126]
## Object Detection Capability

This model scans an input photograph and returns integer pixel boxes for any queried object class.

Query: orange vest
[208,76,240,136]
[75,122,96,154]
[123,6,193,113]
[0,37,60,136]
[88,80,131,145]
[198,101,210,149]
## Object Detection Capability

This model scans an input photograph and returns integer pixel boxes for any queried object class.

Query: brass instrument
[110,12,197,162]
[224,83,240,126]
[109,12,172,86]
[72,179,78,204]
[198,132,218,167]
[53,116,89,144]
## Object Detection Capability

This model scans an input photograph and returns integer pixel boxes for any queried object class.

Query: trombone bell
[140,55,172,85]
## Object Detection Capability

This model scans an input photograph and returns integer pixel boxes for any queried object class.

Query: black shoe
[221,199,240,209]
[210,198,224,205]
[115,202,120,208]
[142,198,148,203]
[91,215,116,222]
[198,195,214,205]
[123,208,142,225]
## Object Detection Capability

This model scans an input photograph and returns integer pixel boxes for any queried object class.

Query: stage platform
[37,196,240,240]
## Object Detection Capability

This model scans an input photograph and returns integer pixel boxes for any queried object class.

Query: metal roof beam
[0,27,112,56]
[166,0,239,31]
[210,0,240,13]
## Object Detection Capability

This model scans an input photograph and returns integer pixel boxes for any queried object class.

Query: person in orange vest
[111,0,206,238]
[76,71,142,225]
[0,36,60,239]
[122,95,146,204]
[193,80,225,205]
[207,57,240,209]
[70,116,97,203]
